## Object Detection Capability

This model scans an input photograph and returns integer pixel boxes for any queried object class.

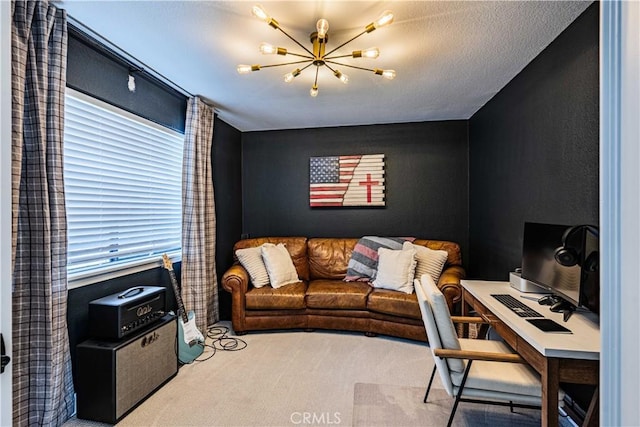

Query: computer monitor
[580,226,600,314]
[521,222,599,314]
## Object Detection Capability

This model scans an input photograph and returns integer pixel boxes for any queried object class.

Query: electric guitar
[162,254,205,363]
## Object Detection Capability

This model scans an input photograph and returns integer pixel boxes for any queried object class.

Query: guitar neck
[167,269,189,324]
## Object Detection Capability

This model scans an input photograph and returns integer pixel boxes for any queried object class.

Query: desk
[461,280,600,427]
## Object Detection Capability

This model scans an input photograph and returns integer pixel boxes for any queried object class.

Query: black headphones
[554,225,599,271]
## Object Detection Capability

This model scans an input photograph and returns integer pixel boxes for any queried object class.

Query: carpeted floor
[65,323,430,426]
[64,322,577,427]
[352,383,575,427]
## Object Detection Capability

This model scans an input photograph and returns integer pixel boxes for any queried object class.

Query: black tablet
[526,318,572,334]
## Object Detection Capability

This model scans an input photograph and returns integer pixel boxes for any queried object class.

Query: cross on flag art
[309,154,385,207]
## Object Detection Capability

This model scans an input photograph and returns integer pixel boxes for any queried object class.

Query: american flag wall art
[309,154,385,207]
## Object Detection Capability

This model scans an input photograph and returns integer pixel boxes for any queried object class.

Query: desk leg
[462,296,470,316]
[542,358,560,427]
[460,294,470,338]
[583,386,599,427]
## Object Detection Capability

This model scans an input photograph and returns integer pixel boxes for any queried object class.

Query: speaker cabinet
[76,314,178,424]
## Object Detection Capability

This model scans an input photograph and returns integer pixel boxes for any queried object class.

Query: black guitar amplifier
[89,286,166,340]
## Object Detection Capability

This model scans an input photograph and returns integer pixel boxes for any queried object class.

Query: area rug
[352,383,575,427]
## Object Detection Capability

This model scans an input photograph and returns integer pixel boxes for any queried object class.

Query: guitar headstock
[162,253,173,271]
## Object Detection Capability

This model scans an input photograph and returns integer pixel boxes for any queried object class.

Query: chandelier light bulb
[237,64,260,74]
[316,19,329,39]
[374,68,396,80]
[237,64,252,74]
[259,42,276,54]
[381,69,396,80]
[374,10,394,29]
[259,43,287,55]
[334,70,349,84]
[310,85,319,97]
[251,4,270,22]
[362,47,380,59]
[284,68,301,83]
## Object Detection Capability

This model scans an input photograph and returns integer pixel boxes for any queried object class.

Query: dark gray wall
[67,28,187,133]
[241,121,470,262]
[212,117,243,320]
[468,3,599,280]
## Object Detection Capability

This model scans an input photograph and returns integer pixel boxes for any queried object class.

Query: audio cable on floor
[207,324,247,351]
[190,323,247,362]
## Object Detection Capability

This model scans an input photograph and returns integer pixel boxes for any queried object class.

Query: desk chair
[415,274,561,427]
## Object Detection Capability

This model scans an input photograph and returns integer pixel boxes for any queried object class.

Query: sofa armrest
[221,263,250,333]
[438,265,465,313]
[222,263,249,294]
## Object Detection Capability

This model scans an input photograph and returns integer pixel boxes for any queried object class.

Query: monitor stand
[549,299,575,321]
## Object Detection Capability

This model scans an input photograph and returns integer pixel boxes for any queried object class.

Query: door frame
[1,1,13,425]
[600,1,640,425]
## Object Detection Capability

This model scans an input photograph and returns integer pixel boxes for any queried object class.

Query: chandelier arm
[260,59,314,69]
[276,27,315,56]
[323,63,337,74]
[324,30,367,57]
[324,60,375,72]
[324,54,353,60]
[314,65,320,86]
[287,52,315,59]
[300,62,315,73]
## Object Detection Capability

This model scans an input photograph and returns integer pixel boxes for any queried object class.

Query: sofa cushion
[233,237,309,281]
[371,247,417,294]
[261,243,300,288]
[308,238,360,280]
[367,289,422,320]
[246,281,307,310]
[344,236,413,281]
[306,280,372,310]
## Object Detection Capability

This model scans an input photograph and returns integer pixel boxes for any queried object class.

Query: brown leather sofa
[221,237,465,342]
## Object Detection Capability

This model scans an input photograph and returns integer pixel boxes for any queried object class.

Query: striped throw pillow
[403,241,448,284]
[345,236,414,282]
[236,246,270,288]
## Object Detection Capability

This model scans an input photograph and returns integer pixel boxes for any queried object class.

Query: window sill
[68,252,181,289]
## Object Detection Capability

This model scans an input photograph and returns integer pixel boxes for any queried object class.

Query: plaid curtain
[11,1,75,425]
[182,96,218,332]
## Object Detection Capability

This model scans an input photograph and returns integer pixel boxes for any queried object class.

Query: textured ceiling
[57,1,592,132]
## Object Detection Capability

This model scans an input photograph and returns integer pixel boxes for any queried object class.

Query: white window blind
[64,89,183,282]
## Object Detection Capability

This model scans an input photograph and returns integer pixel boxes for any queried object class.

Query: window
[64,89,183,286]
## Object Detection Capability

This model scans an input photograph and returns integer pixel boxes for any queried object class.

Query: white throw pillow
[260,243,300,289]
[403,241,448,284]
[235,246,270,288]
[372,247,417,294]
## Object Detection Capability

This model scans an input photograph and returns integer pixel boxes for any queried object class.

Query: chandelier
[237,4,396,97]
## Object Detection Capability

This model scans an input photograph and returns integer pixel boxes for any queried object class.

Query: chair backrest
[414,277,455,396]
[420,274,465,372]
